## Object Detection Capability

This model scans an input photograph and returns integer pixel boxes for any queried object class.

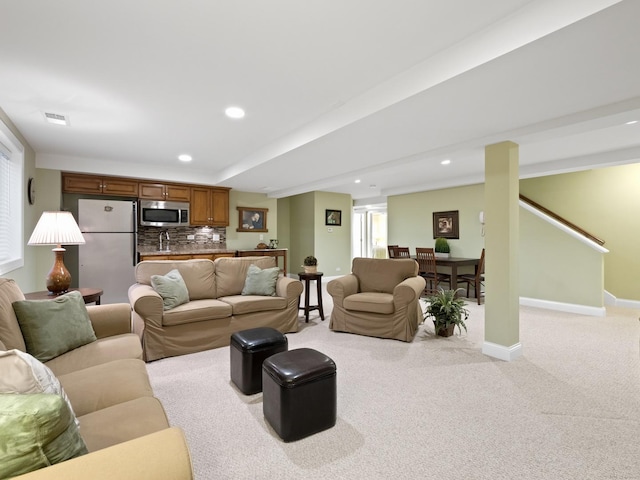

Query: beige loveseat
[327,257,426,342]
[0,278,193,480]
[129,256,304,362]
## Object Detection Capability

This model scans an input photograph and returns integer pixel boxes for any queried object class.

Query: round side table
[297,272,325,323]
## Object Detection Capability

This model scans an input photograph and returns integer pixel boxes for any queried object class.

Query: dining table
[433,256,480,291]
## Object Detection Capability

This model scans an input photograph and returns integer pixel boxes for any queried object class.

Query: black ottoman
[230,327,288,395]
[262,348,336,442]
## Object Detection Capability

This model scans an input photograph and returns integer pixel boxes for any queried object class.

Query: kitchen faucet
[159,230,170,251]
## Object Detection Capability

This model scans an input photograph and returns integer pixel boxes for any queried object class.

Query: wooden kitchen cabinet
[190,187,230,226]
[63,173,139,196]
[138,182,191,202]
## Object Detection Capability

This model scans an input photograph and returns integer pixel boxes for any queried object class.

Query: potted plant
[423,288,470,337]
[434,237,450,259]
[302,255,318,273]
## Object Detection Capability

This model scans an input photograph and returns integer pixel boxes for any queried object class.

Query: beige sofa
[0,278,193,479]
[129,256,304,362]
[327,257,426,342]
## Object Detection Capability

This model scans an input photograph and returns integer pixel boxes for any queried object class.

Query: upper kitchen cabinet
[138,182,191,202]
[63,173,139,197]
[191,187,230,226]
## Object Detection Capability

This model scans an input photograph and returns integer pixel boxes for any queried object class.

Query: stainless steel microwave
[139,200,190,227]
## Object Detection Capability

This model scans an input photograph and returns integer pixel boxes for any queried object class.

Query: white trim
[519,200,609,253]
[603,290,640,309]
[482,341,523,362]
[520,296,606,317]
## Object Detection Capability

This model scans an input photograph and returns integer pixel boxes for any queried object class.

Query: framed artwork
[432,210,459,239]
[237,207,268,232]
[325,209,342,226]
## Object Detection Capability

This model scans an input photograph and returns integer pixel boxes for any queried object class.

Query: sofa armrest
[327,274,359,307]
[86,303,132,338]
[128,284,164,330]
[275,276,303,301]
[13,427,193,480]
[393,276,426,308]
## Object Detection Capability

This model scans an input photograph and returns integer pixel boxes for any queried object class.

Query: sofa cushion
[12,291,97,362]
[151,269,190,311]
[218,295,287,315]
[44,334,143,377]
[343,292,395,314]
[241,264,279,296]
[0,393,88,479]
[78,396,169,452]
[0,349,78,424]
[215,256,277,297]
[352,258,418,294]
[135,259,215,300]
[0,278,28,352]
[162,299,232,327]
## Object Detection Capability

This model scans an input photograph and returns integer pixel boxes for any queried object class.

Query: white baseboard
[603,290,640,309]
[519,297,606,317]
[482,341,523,361]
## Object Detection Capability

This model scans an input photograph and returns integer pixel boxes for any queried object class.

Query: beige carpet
[146,290,640,480]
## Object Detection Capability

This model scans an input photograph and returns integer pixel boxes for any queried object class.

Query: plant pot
[304,266,317,274]
[434,322,455,337]
[434,252,450,259]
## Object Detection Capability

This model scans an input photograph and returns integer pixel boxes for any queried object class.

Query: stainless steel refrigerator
[78,199,137,304]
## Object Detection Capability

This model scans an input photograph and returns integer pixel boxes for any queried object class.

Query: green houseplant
[423,288,470,337]
[302,255,318,273]
[434,237,450,258]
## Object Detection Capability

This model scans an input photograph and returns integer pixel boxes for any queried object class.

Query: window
[0,119,24,275]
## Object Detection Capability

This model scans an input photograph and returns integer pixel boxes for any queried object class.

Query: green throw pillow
[150,269,190,311]
[0,393,88,479]
[12,291,97,363]
[241,264,280,296]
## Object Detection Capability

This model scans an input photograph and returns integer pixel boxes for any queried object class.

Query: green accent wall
[520,164,640,300]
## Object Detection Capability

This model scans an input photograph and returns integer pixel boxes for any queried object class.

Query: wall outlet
[187,235,195,240]
[212,234,220,241]
[259,234,264,240]
[336,267,341,271]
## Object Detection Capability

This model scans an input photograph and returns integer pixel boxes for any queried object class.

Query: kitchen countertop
[138,245,236,256]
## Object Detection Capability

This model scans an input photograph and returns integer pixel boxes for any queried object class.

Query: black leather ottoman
[230,327,288,395]
[262,348,336,442]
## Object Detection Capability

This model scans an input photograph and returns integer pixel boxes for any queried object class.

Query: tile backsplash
[138,225,226,248]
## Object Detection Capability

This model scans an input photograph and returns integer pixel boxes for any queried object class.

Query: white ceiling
[1,0,639,203]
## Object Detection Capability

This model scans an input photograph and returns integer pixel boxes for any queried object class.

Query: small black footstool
[230,327,288,395]
[262,348,336,442]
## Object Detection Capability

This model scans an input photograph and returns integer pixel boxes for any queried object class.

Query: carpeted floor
[146,289,640,480]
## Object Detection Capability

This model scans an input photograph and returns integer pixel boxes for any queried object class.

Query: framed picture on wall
[325,209,342,226]
[237,207,268,232]
[432,210,459,239]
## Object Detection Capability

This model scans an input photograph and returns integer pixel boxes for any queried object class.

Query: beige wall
[520,164,640,300]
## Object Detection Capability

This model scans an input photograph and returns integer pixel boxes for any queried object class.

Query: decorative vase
[434,322,455,337]
[304,266,317,274]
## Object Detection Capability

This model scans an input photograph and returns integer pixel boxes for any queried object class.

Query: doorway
[352,205,387,259]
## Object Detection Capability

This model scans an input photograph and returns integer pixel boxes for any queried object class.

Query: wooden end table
[297,272,325,323]
[24,288,104,305]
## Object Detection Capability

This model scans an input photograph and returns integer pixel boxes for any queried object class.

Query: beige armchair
[327,258,426,342]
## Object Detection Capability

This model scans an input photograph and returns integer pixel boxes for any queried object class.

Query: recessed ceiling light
[225,106,245,119]
[441,159,451,165]
[178,154,192,162]
[43,112,69,126]
[625,120,638,125]
[355,179,361,184]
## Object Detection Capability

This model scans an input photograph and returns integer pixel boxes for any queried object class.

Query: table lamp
[28,211,85,295]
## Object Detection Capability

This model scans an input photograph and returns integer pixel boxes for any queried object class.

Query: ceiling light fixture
[43,112,69,126]
[225,106,245,119]
[178,154,192,162]
[441,159,451,165]
[355,179,361,183]
[625,120,638,125]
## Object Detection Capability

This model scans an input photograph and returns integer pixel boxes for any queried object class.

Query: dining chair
[457,248,485,304]
[415,247,450,296]
[395,247,411,258]
[387,245,399,259]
